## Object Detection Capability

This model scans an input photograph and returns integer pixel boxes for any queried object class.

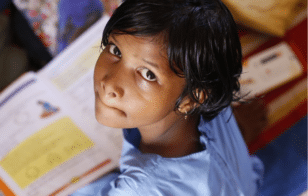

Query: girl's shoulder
[112,141,242,195]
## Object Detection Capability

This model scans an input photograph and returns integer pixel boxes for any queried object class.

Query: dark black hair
[102,0,242,120]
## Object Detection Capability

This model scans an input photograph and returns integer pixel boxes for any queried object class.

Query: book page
[239,42,303,98]
[0,72,122,196]
[38,15,109,89]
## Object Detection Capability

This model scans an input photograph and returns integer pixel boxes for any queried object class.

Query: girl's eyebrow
[110,34,120,45]
[142,58,160,70]
[110,34,161,71]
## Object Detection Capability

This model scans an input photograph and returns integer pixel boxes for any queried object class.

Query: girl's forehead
[111,33,168,58]
[110,31,166,44]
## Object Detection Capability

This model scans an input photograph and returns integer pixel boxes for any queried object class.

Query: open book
[0,15,123,196]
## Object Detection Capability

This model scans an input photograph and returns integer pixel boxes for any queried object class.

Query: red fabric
[245,19,307,153]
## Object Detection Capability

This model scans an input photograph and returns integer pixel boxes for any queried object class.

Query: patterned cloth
[13,0,60,55]
[13,0,121,56]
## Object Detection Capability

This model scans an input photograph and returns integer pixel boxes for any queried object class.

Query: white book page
[0,72,122,196]
[239,42,303,98]
[38,15,109,86]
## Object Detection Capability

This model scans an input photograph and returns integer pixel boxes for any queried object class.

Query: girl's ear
[178,89,207,114]
[194,89,206,104]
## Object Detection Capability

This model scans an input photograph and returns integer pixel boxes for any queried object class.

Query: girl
[76,0,263,195]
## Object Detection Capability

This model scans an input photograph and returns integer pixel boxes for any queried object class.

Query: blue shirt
[106,107,263,196]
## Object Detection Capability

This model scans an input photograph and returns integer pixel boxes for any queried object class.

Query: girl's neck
[138,114,202,158]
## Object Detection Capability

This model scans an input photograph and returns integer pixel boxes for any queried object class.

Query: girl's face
[94,33,186,132]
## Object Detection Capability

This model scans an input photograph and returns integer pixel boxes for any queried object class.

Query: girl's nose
[101,80,124,99]
[100,69,125,99]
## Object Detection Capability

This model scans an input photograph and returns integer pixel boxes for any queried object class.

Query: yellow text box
[0,117,94,188]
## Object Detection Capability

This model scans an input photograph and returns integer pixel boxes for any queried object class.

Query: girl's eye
[109,44,122,57]
[138,68,157,81]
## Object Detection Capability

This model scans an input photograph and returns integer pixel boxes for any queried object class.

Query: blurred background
[0,0,307,195]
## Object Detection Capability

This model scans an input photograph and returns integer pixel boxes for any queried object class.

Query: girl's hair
[102,0,242,120]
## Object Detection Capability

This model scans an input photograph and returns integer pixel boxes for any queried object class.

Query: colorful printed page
[239,42,303,99]
[0,72,122,196]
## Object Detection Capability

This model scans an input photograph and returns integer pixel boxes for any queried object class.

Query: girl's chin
[95,114,133,129]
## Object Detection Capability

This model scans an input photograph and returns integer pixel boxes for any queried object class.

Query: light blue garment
[70,172,120,196]
[72,107,263,196]
[107,107,263,196]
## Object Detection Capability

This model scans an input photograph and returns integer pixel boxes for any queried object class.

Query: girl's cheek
[135,74,160,94]
[95,53,117,78]
[95,54,107,72]
[137,79,152,92]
